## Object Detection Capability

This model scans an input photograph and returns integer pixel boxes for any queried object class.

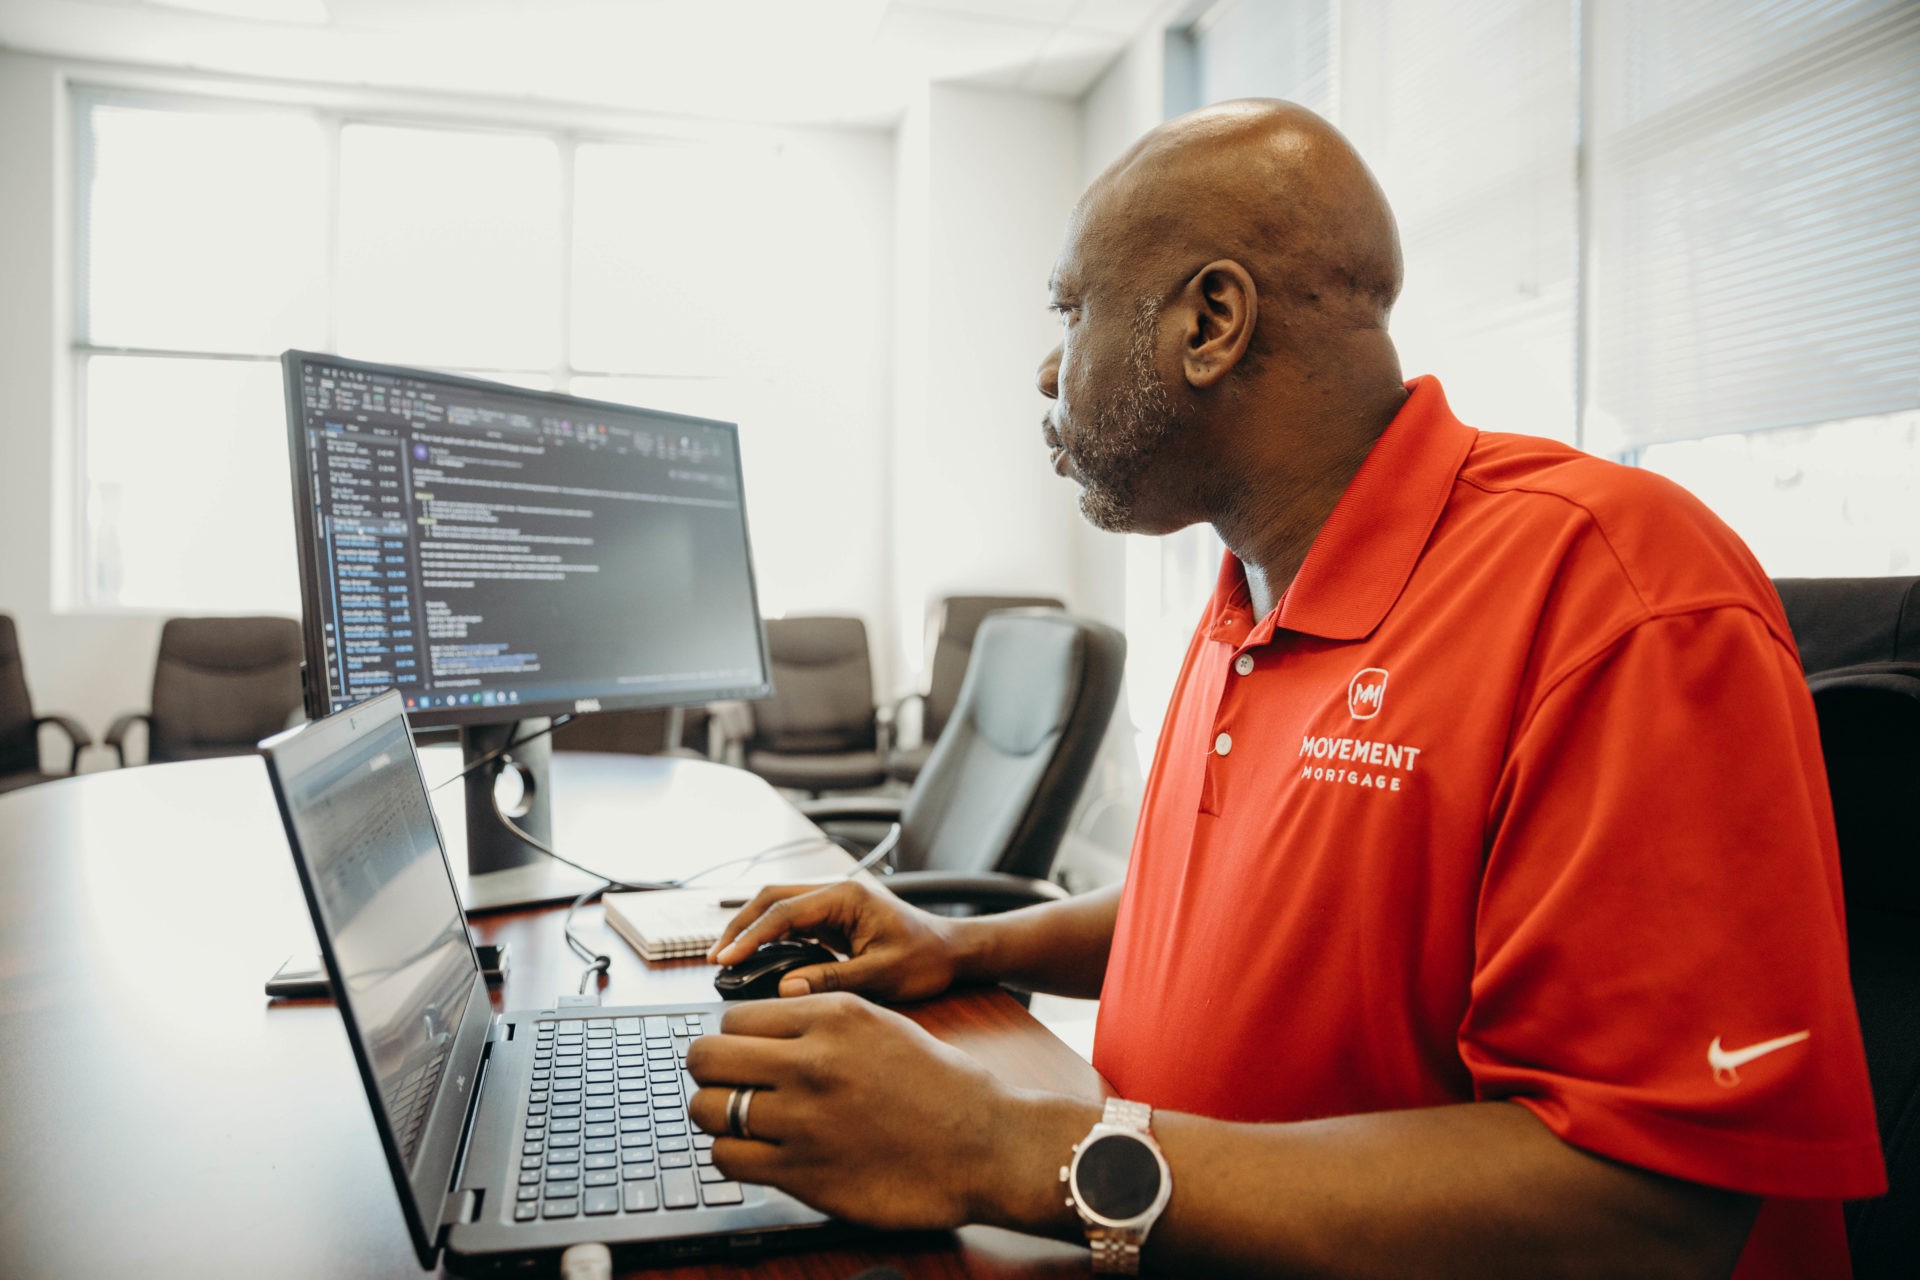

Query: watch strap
[1086,1099,1156,1274]
[1088,1228,1143,1275]
[1102,1097,1152,1134]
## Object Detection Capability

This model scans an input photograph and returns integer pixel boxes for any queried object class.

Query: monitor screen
[282,352,773,726]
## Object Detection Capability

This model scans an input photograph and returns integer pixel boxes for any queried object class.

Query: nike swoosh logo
[1708,1030,1810,1086]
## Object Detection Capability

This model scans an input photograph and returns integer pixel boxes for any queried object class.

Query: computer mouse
[713,938,839,1001]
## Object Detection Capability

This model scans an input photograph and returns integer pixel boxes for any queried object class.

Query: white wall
[888,83,1086,685]
[731,127,895,657]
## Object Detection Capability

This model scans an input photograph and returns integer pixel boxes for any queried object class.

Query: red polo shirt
[1093,377,1884,1277]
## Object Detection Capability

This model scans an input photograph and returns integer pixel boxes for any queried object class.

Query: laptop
[260,690,834,1271]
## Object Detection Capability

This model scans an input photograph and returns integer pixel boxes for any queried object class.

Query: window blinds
[1585,0,1920,452]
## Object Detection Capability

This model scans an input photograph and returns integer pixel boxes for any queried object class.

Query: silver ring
[726,1085,757,1141]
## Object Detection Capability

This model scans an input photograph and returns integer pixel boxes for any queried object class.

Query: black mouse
[713,938,839,1001]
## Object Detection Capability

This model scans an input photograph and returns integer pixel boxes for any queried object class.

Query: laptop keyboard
[510,1012,749,1222]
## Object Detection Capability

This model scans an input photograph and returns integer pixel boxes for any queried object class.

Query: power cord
[426,715,575,794]
[476,737,905,998]
[482,755,849,996]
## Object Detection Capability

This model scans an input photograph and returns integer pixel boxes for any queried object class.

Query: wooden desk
[0,754,1108,1278]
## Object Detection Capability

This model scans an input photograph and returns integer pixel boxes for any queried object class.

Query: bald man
[688,102,1883,1276]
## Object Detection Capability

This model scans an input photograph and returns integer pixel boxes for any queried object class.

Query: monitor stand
[453,719,601,913]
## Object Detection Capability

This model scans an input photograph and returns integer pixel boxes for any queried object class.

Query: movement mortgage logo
[1299,734,1424,793]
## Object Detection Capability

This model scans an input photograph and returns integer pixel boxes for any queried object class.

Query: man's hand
[706,880,972,1001]
[683,996,1760,1277]
[685,993,1095,1231]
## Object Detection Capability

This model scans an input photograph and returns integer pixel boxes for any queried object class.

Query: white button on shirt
[1234,654,1255,676]
[1215,732,1233,757]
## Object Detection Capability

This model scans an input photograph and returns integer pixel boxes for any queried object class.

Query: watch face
[1074,1132,1162,1222]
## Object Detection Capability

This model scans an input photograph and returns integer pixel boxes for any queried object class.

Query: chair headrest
[1773,576,1920,674]
[1808,662,1920,915]
[937,596,1065,640]
[766,616,870,669]
[966,613,1083,756]
[158,617,303,673]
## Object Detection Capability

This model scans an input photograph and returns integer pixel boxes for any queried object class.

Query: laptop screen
[264,690,485,1240]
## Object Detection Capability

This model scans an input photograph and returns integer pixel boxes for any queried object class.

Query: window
[1167,0,1920,576]
[1586,0,1920,574]
[336,125,563,374]
[70,90,771,611]
[75,98,325,612]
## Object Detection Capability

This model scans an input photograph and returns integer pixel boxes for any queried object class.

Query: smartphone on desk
[266,944,509,999]
[264,954,330,999]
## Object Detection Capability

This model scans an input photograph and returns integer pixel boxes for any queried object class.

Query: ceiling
[0,0,1176,125]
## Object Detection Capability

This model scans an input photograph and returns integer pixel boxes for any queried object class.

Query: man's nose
[1036,345,1061,399]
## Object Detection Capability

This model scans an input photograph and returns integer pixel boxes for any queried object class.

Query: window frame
[64,79,750,615]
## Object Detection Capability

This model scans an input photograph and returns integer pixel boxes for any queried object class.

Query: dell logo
[574,698,603,713]
[1347,669,1389,720]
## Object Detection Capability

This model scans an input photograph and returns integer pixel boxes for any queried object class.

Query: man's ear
[1177,260,1257,389]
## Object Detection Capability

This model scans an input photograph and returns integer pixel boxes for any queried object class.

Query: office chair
[0,614,93,793]
[552,705,712,759]
[105,616,304,766]
[887,593,1065,784]
[735,615,890,796]
[804,610,1125,913]
[1773,576,1919,1278]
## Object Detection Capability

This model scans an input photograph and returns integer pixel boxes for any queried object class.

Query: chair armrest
[888,690,926,749]
[104,711,150,767]
[797,795,905,824]
[882,870,1069,912]
[35,713,93,775]
[705,700,753,766]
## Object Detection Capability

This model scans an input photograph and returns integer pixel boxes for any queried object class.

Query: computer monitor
[281,351,773,908]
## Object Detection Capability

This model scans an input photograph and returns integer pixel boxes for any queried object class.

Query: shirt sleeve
[1461,603,1886,1199]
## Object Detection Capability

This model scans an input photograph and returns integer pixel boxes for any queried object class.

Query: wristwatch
[1060,1098,1173,1274]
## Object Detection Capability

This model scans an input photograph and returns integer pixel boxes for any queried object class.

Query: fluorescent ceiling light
[148,0,330,24]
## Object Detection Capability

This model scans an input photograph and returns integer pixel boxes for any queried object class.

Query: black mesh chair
[1773,575,1920,1278]
[552,705,712,759]
[736,616,890,796]
[887,594,1065,784]
[105,616,304,766]
[0,614,92,793]
[804,610,1125,913]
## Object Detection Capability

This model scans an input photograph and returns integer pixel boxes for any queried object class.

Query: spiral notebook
[603,882,834,963]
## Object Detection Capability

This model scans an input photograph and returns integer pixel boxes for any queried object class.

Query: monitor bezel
[281,349,775,729]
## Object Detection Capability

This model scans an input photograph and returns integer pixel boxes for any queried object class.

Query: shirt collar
[1206,375,1478,645]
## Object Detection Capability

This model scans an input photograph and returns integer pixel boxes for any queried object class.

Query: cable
[838,823,900,877]
[479,739,901,996]
[426,714,575,793]
[485,755,840,995]
[494,795,831,893]
[565,886,613,995]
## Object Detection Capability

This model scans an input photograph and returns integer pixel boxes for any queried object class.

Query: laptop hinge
[486,1016,511,1044]
[442,1188,480,1229]
[446,1036,497,1211]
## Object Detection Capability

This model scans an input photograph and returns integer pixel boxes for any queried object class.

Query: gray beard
[1074,299,1178,533]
